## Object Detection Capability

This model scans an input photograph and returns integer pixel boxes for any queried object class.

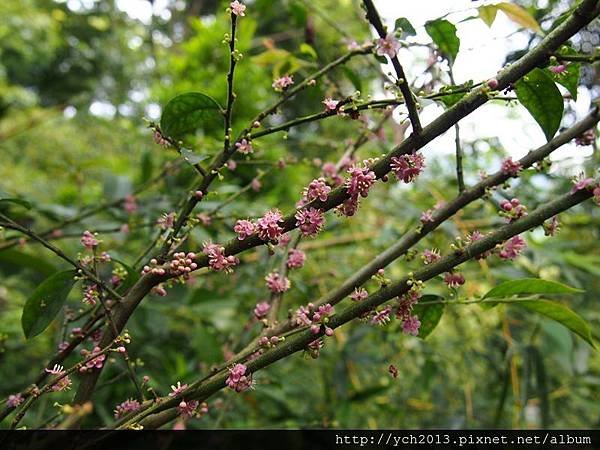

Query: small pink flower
[422,249,441,264]
[230,0,246,16]
[157,212,176,230]
[336,195,360,217]
[401,315,421,336]
[251,177,262,192]
[80,346,106,372]
[278,233,292,247]
[351,287,368,302]
[169,381,188,397]
[571,176,595,193]
[257,209,284,242]
[83,284,99,306]
[114,399,141,419]
[178,399,199,417]
[346,164,376,198]
[376,33,401,59]
[322,97,340,111]
[234,219,256,240]
[272,75,294,91]
[487,78,499,89]
[265,272,291,293]
[420,209,434,224]
[226,363,252,392]
[303,177,331,203]
[371,305,392,326]
[80,230,99,249]
[7,393,23,408]
[543,216,560,236]
[253,302,270,319]
[500,157,522,176]
[169,251,198,277]
[295,208,325,237]
[390,153,425,183]
[235,139,253,154]
[203,243,239,273]
[123,194,137,214]
[498,235,526,260]
[444,272,465,288]
[286,248,306,269]
[549,64,566,74]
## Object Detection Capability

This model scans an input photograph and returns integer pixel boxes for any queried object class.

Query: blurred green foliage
[0,0,599,430]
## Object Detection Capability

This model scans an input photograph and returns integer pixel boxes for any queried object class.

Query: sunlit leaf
[495,2,542,34]
[478,5,498,27]
[425,19,460,63]
[483,278,582,299]
[21,270,77,339]
[515,68,563,141]
[160,92,223,139]
[394,17,416,38]
[546,46,580,100]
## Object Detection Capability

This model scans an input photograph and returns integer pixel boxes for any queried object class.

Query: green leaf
[425,19,460,63]
[374,54,388,65]
[412,295,445,339]
[394,17,416,38]
[0,198,32,209]
[0,249,57,278]
[483,278,582,299]
[515,68,564,141]
[504,299,595,348]
[495,2,542,34]
[478,5,498,27]
[342,67,362,92]
[546,47,580,100]
[139,150,154,184]
[160,92,223,139]
[299,43,317,60]
[21,270,77,339]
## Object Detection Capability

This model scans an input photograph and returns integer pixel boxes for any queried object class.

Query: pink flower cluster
[257,209,284,242]
[45,364,72,392]
[114,398,141,419]
[265,272,291,293]
[253,302,270,319]
[272,75,294,91]
[322,98,340,111]
[422,248,441,265]
[498,235,526,260]
[230,1,246,16]
[235,139,253,154]
[346,164,376,198]
[571,176,595,193]
[500,157,522,176]
[79,346,106,373]
[80,230,99,249]
[396,289,422,336]
[7,393,23,408]
[169,252,198,277]
[178,400,199,417]
[371,305,392,326]
[350,287,368,301]
[444,271,465,289]
[142,258,167,276]
[420,209,434,224]
[500,198,527,222]
[303,177,331,203]
[203,243,239,273]
[83,284,99,306]
[294,303,335,336]
[226,363,252,392]
[295,208,325,237]
[234,219,256,240]
[157,212,176,230]
[390,153,426,183]
[286,248,306,269]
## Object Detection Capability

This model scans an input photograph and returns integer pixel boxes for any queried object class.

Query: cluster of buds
[226,363,253,392]
[265,271,291,293]
[83,284,99,306]
[500,157,522,176]
[499,198,528,222]
[79,346,107,373]
[203,243,239,273]
[168,252,198,277]
[309,303,335,336]
[114,398,141,419]
[142,258,166,276]
[258,335,283,348]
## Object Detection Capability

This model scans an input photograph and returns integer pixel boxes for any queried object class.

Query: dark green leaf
[0,198,32,209]
[139,150,154,184]
[342,67,362,92]
[515,68,564,141]
[160,92,223,139]
[412,295,445,339]
[425,19,460,63]
[483,278,582,299]
[0,249,57,278]
[21,270,77,339]
[504,299,595,348]
[394,17,416,38]
[374,54,388,65]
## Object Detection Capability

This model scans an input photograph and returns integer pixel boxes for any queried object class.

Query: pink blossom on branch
[114,399,141,419]
[498,235,526,260]
[375,33,401,59]
[229,1,246,16]
[346,164,376,198]
[226,363,252,392]
[295,207,325,237]
[444,271,465,288]
[303,177,331,203]
[265,272,291,293]
[390,153,425,184]
[401,315,421,336]
[350,287,368,302]
[322,97,340,111]
[253,302,270,319]
[234,219,256,240]
[286,248,306,269]
[272,75,294,91]
[80,230,99,249]
[203,243,239,273]
[500,157,522,176]
[235,139,253,154]
[257,209,284,241]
